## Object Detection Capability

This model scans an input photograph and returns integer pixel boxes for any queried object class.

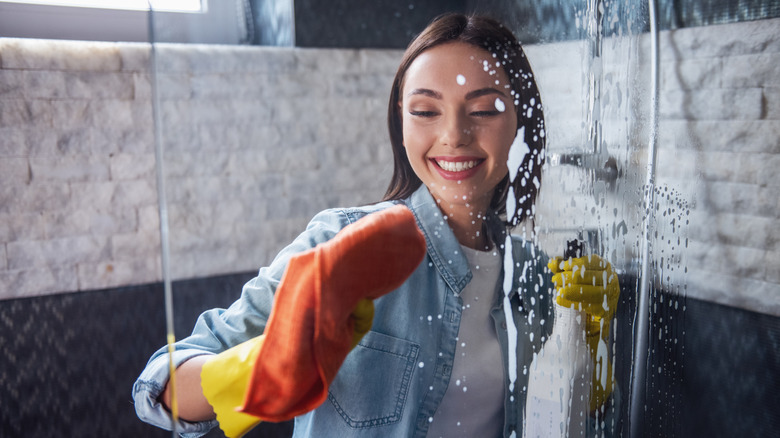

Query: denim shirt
[133,186,556,438]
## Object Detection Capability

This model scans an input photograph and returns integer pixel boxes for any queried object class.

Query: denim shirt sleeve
[132,350,218,437]
[132,207,363,436]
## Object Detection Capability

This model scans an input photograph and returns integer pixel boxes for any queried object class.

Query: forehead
[403,41,511,92]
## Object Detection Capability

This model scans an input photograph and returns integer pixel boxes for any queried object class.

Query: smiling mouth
[434,159,483,172]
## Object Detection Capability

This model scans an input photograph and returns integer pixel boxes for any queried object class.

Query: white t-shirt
[427,244,505,438]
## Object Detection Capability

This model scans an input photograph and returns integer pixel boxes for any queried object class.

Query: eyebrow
[406,88,442,99]
[405,87,507,100]
[465,88,507,99]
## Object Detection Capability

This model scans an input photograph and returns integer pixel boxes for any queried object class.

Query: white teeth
[437,160,478,172]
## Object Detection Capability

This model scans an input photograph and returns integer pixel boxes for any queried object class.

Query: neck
[435,198,492,251]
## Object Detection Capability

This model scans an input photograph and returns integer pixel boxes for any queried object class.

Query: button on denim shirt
[133,186,557,437]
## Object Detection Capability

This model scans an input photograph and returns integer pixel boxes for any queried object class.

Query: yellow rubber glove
[548,255,620,414]
[201,335,265,438]
[199,298,375,438]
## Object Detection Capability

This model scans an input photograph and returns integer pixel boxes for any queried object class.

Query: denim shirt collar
[406,186,513,298]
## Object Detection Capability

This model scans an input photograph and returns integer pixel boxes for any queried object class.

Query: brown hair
[382,13,546,227]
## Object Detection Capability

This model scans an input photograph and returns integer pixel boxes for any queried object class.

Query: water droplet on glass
[495,97,506,112]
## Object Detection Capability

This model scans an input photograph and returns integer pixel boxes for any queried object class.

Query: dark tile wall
[285,0,780,48]
[679,298,780,437]
[292,0,467,48]
[0,272,292,438]
[610,279,780,437]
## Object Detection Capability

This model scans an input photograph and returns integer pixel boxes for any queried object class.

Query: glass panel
[526,1,653,436]
[518,0,692,436]
[147,1,696,437]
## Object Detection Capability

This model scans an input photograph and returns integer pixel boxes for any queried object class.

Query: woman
[134,13,618,438]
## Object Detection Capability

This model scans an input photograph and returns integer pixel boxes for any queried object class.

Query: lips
[430,157,484,180]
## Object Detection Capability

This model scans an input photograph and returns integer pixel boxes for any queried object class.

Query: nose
[439,112,472,148]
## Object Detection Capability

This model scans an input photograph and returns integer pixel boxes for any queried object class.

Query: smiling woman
[384,14,546,235]
[399,42,519,250]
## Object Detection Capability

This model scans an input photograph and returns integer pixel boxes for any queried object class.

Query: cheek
[400,123,424,163]
[400,112,415,141]
[401,119,430,151]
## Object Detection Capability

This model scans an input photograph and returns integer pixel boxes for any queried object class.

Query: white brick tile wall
[0,212,45,242]
[763,88,780,119]
[137,205,161,232]
[44,207,138,239]
[76,256,161,291]
[721,53,780,88]
[0,182,71,215]
[658,19,780,60]
[0,70,24,98]
[111,179,158,208]
[109,153,155,181]
[24,70,68,99]
[652,19,780,315]
[661,87,764,120]
[661,57,723,90]
[0,39,123,71]
[64,71,136,100]
[118,44,151,72]
[111,229,160,260]
[152,73,194,100]
[659,120,780,153]
[7,235,110,270]
[29,155,110,182]
[0,157,29,184]
[0,266,78,299]
[0,99,52,127]
[190,73,268,99]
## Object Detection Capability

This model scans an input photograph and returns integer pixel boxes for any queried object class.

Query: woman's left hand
[548,254,621,413]
[547,254,620,320]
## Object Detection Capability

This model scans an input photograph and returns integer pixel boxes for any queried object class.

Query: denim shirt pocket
[327,331,420,429]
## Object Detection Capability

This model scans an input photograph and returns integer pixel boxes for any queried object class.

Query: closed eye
[471,110,501,117]
[409,110,438,117]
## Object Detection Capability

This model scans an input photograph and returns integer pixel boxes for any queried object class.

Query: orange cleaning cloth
[239,204,426,421]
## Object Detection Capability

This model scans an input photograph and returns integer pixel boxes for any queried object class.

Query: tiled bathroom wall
[2,18,777,315]
[0,40,400,299]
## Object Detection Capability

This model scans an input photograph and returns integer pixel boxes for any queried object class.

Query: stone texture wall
[1,17,778,316]
[149,44,399,282]
[0,39,399,299]
[528,18,779,316]
[0,39,159,298]
[654,18,780,316]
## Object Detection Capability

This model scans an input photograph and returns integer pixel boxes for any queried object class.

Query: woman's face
[400,41,518,216]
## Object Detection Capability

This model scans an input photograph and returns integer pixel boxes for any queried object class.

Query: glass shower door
[520,0,691,436]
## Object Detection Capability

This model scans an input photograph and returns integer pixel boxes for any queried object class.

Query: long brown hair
[383,13,546,227]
